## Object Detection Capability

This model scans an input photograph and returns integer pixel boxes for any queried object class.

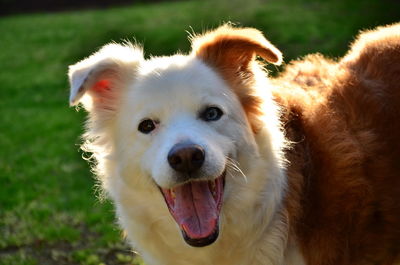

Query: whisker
[226,157,248,183]
[226,169,236,179]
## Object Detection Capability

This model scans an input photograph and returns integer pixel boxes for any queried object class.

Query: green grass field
[0,0,399,264]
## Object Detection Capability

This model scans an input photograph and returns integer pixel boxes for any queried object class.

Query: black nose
[168,143,205,173]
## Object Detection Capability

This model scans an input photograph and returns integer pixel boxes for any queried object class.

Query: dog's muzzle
[159,142,225,247]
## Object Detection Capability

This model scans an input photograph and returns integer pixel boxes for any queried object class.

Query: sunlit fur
[69,25,288,265]
[272,23,400,265]
[69,23,400,265]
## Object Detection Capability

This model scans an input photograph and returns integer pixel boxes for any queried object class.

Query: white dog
[69,24,400,265]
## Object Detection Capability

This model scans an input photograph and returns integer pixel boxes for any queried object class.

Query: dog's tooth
[211,181,216,191]
[210,181,216,197]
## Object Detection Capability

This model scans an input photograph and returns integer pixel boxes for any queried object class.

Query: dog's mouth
[159,171,226,247]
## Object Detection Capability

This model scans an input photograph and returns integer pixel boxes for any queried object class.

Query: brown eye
[200,106,223,121]
[138,119,156,134]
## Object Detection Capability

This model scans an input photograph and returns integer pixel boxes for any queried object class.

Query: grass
[0,0,398,264]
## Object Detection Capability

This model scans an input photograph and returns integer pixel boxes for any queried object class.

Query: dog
[68,23,400,265]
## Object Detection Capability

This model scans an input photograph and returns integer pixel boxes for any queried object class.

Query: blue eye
[200,107,223,121]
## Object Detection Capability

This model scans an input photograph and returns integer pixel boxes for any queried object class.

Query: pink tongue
[172,181,217,239]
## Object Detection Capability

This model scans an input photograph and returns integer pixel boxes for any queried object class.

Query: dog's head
[69,25,282,247]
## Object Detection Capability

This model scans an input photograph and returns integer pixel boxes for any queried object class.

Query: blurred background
[0,0,399,264]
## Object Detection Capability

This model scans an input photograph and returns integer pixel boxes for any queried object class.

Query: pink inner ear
[91,79,115,109]
[93,79,111,93]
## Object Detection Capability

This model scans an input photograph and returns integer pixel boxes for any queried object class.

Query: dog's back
[273,23,400,265]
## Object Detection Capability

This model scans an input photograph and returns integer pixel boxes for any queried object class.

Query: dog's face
[118,56,250,246]
[69,25,281,247]
[124,56,238,189]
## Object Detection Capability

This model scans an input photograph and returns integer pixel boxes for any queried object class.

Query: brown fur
[192,25,282,133]
[272,23,400,265]
[194,23,400,264]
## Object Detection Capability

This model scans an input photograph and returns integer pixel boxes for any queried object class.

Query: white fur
[69,41,304,265]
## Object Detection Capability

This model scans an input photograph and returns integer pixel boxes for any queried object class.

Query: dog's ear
[68,43,143,112]
[191,24,282,72]
[191,25,282,134]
